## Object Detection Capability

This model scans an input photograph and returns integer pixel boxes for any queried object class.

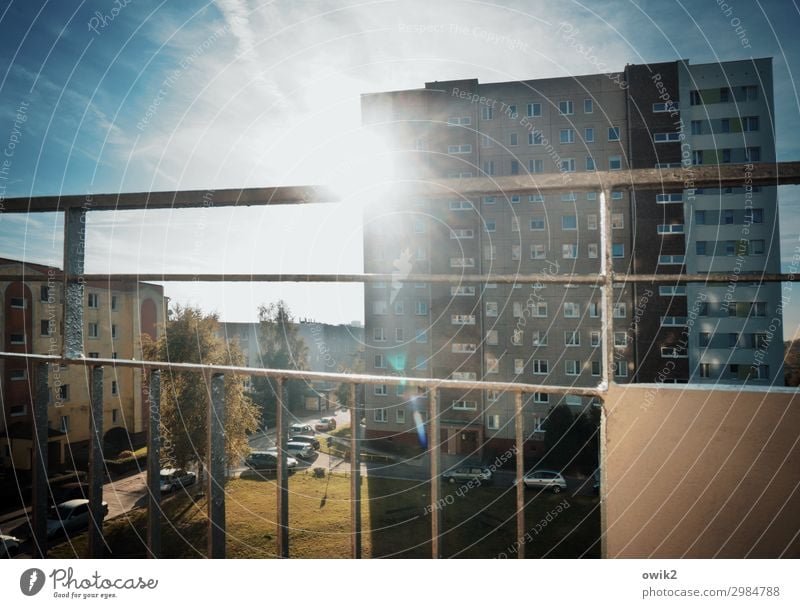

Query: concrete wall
[603,384,800,558]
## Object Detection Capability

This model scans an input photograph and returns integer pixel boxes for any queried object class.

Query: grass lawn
[50,474,599,558]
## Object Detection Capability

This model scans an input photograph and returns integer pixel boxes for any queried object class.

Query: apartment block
[361,58,783,458]
[0,258,166,471]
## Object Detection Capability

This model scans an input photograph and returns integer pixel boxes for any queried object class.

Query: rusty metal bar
[31,362,49,559]
[0,352,605,397]
[88,366,104,558]
[276,377,289,558]
[429,388,441,559]
[600,189,615,387]
[514,391,525,559]
[146,370,161,558]
[2,162,799,213]
[349,383,361,558]
[207,372,226,558]
[63,207,85,358]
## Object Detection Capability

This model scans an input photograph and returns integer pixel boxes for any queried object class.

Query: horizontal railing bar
[0,352,606,397]
[1,272,798,284]
[2,162,799,213]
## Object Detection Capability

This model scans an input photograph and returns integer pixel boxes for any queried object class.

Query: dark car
[159,469,197,493]
[289,434,321,450]
[0,534,21,558]
[50,482,89,505]
[46,499,109,539]
[245,450,298,472]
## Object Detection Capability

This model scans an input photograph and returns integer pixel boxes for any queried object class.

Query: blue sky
[0,0,799,336]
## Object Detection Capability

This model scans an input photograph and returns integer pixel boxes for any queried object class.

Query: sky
[0,0,799,336]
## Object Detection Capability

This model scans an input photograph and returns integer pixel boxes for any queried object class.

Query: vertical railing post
[275,377,289,557]
[349,382,362,558]
[207,372,226,558]
[31,362,49,558]
[63,206,86,359]
[146,370,161,558]
[429,387,441,559]
[514,391,525,559]
[600,188,616,384]
[87,365,104,558]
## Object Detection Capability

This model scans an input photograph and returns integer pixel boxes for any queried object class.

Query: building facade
[362,58,783,458]
[0,258,166,471]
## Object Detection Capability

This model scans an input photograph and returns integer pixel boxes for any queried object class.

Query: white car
[285,441,315,460]
[521,470,568,493]
[0,534,21,558]
[159,468,197,493]
[46,499,109,539]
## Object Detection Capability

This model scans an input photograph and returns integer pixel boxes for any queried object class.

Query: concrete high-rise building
[361,58,783,459]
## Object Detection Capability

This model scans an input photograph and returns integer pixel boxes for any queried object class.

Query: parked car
[285,441,315,460]
[314,417,337,432]
[289,434,321,450]
[46,499,109,539]
[245,450,298,472]
[442,466,493,484]
[0,534,20,558]
[521,470,567,493]
[159,469,197,493]
[289,424,314,435]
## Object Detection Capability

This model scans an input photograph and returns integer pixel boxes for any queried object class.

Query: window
[611,191,623,200]
[60,416,70,432]
[565,360,581,376]
[529,193,544,203]
[562,215,577,230]
[612,244,625,260]
[532,360,549,375]
[88,293,99,308]
[608,126,620,141]
[747,208,764,224]
[584,99,593,113]
[654,132,681,142]
[447,116,471,126]
[529,131,543,145]
[451,314,476,325]
[512,302,524,318]
[612,213,624,229]
[560,128,575,144]
[111,324,118,340]
[509,133,518,146]
[374,354,386,369]
[699,363,711,378]
[661,316,688,326]
[746,147,761,162]
[486,301,498,317]
[585,156,595,171]
[533,392,549,404]
[565,331,580,346]
[394,300,405,315]
[450,257,475,268]
[40,319,51,336]
[481,106,493,120]
[532,330,547,346]
[532,302,547,317]
[590,331,601,347]
[453,400,477,411]
[486,329,498,345]
[512,358,524,374]
[589,302,599,318]
[373,301,387,315]
[510,160,520,175]
[659,286,687,296]
[396,328,405,342]
[561,192,576,202]
[416,329,428,343]
[415,301,428,316]
[530,217,545,230]
[529,159,544,173]
[587,214,598,230]
[657,224,685,234]
[613,303,627,318]
[396,408,406,424]
[452,343,476,353]
[40,285,50,301]
[58,384,69,400]
[487,415,500,431]
[584,127,594,142]
[656,193,682,204]
[614,332,627,347]
[88,352,99,359]
[486,356,500,374]
[527,102,541,117]
[695,210,706,225]
[588,243,598,258]
[373,327,386,342]
[449,200,473,211]
[658,255,685,265]
[751,240,765,255]
[564,302,579,318]
[415,356,428,371]
[9,369,27,381]
[484,220,496,232]
[88,323,99,339]
[609,155,622,170]
[508,104,518,118]
[111,381,118,395]
[450,286,475,296]
[451,228,474,239]
[653,101,679,112]
[591,361,601,376]
[742,116,759,131]
[374,385,388,396]
[560,158,576,172]
[615,360,628,378]
[511,244,521,261]
[482,160,495,176]
[111,295,119,311]
[10,297,26,309]
[374,407,388,422]
[558,100,573,115]
[562,244,578,259]
[696,242,707,256]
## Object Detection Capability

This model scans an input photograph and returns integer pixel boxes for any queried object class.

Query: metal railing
[2,161,799,559]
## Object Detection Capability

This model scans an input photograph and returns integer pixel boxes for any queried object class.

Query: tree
[542,404,577,468]
[249,301,309,426]
[143,304,260,468]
